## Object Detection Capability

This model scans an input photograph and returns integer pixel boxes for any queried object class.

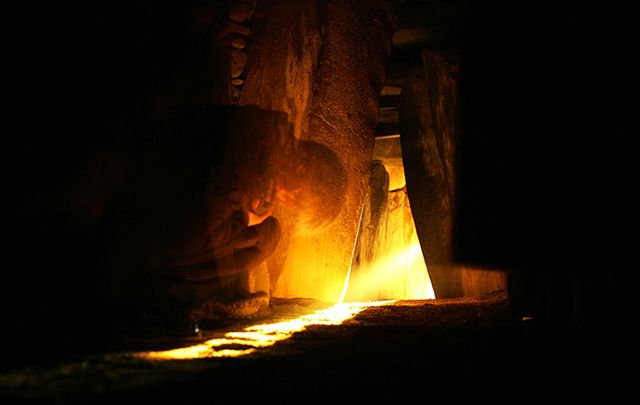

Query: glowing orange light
[345,239,435,302]
[136,300,393,361]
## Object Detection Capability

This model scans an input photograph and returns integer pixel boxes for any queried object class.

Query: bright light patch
[137,301,393,361]
[345,240,435,302]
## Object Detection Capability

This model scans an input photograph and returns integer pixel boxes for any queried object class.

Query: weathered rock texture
[400,50,506,298]
[237,0,324,135]
[237,0,396,301]
[400,50,462,298]
[346,139,434,301]
[353,160,390,272]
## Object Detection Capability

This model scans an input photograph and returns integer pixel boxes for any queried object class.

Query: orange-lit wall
[238,0,396,302]
[345,136,435,301]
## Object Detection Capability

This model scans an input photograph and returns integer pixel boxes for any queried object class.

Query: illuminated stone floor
[0,292,632,403]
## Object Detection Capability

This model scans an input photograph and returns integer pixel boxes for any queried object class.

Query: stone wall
[234,0,396,301]
[400,49,506,298]
[400,51,461,298]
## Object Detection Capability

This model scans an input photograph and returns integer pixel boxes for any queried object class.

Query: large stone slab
[400,50,462,298]
[238,0,396,301]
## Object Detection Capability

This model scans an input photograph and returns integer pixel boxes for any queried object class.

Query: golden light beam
[136,300,393,361]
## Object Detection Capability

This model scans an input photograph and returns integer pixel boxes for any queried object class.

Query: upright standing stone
[400,50,462,298]
[238,0,396,301]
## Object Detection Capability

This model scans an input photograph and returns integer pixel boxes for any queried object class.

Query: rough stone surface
[461,266,507,297]
[282,0,397,301]
[373,135,405,190]
[192,291,269,321]
[238,0,324,136]
[229,0,257,23]
[230,35,246,49]
[238,0,397,301]
[349,160,390,283]
[228,21,251,35]
[347,154,433,301]
[229,85,242,100]
[230,49,248,78]
[400,51,462,298]
[4,292,631,403]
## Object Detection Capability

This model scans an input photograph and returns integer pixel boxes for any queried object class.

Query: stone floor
[1,292,634,403]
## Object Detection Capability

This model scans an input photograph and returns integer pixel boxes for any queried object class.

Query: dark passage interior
[2,0,637,401]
